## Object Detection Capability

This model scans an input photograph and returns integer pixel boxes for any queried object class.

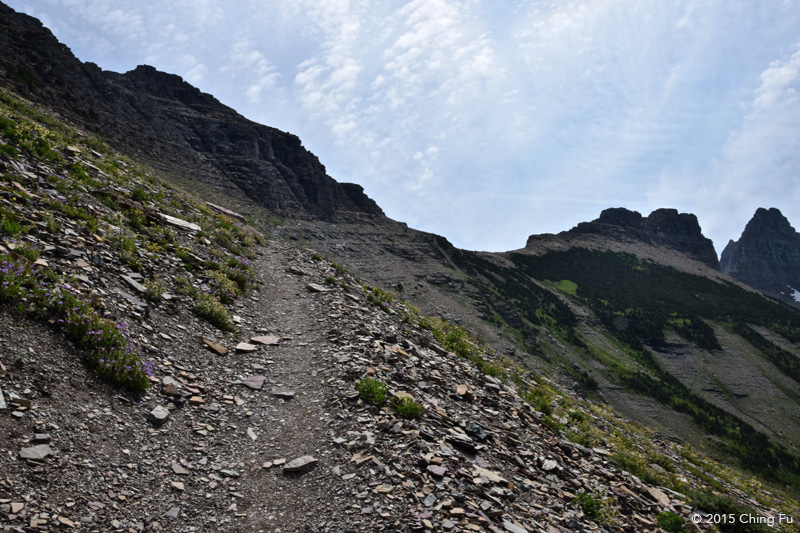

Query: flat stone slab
[202,338,228,356]
[235,342,258,352]
[205,202,246,222]
[503,519,530,533]
[19,444,53,460]
[250,335,280,345]
[241,375,266,390]
[121,275,146,293]
[306,283,333,293]
[160,213,201,232]
[286,266,310,276]
[270,390,296,400]
[171,463,190,475]
[0,386,5,410]
[283,455,318,473]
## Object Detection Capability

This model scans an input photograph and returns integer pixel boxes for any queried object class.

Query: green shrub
[193,293,233,330]
[657,511,686,533]
[392,396,425,419]
[1,213,25,236]
[131,186,148,202]
[356,377,388,406]
[574,491,602,518]
[0,144,18,158]
[522,386,554,415]
[143,279,167,302]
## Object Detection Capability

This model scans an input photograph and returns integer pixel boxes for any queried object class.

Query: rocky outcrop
[721,208,800,306]
[0,3,383,222]
[528,207,720,268]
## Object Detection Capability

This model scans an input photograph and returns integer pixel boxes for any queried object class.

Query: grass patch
[356,377,388,406]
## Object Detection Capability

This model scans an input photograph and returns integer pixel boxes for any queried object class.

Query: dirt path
[229,244,350,532]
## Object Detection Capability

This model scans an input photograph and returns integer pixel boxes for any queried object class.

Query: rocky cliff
[0,2,383,222]
[721,207,800,306]
[532,207,721,269]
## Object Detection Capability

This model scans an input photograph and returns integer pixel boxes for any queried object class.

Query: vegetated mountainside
[721,207,800,309]
[2,2,800,526]
[7,91,800,533]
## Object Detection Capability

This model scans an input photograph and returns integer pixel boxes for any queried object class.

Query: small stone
[172,463,190,475]
[235,342,257,352]
[161,383,181,397]
[202,338,228,356]
[250,335,280,345]
[247,428,258,441]
[541,459,558,472]
[393,391,413,401]
[283,455,318,473]
[646,486,671,507]
[241,375,266,390]
[427,465,447,478]
[503,519,529,533]
[423,494,437,507]
[188,396,204,405]
[148,406,170,426]
[164,506,180,519]
[19,444,53,460]
[171,481,185,491]
[286,266,309,276]
[306,283,332,293]
[57,516,76,527]
[0,386,5,409]
[121,274,146,293]
[33,433,52,444]
[455,384,474,401]
[11,502,24,513]
[270,390,296,400]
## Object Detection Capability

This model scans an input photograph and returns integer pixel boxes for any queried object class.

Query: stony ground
[2,234,790,532]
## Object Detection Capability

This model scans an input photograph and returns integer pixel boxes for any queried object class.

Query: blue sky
[7,0,800,254]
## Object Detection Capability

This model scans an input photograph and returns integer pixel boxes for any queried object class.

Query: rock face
[720,208,800,306]
[0,3,383,223]
[537,207,720,268]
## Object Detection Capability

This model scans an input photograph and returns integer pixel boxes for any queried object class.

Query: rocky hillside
[1,88,799,532]
[0,2,382,223]
[721,208,800,308]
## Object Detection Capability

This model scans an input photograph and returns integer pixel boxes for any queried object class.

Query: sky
[6,0,800,254]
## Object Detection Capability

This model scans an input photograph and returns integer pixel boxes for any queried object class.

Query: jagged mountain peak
[721,207,800,306]
[525,207,720,269]
[108,64,222,108]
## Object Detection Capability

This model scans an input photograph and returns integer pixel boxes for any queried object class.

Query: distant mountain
[721,207,800,307]
[529,207,720,269]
